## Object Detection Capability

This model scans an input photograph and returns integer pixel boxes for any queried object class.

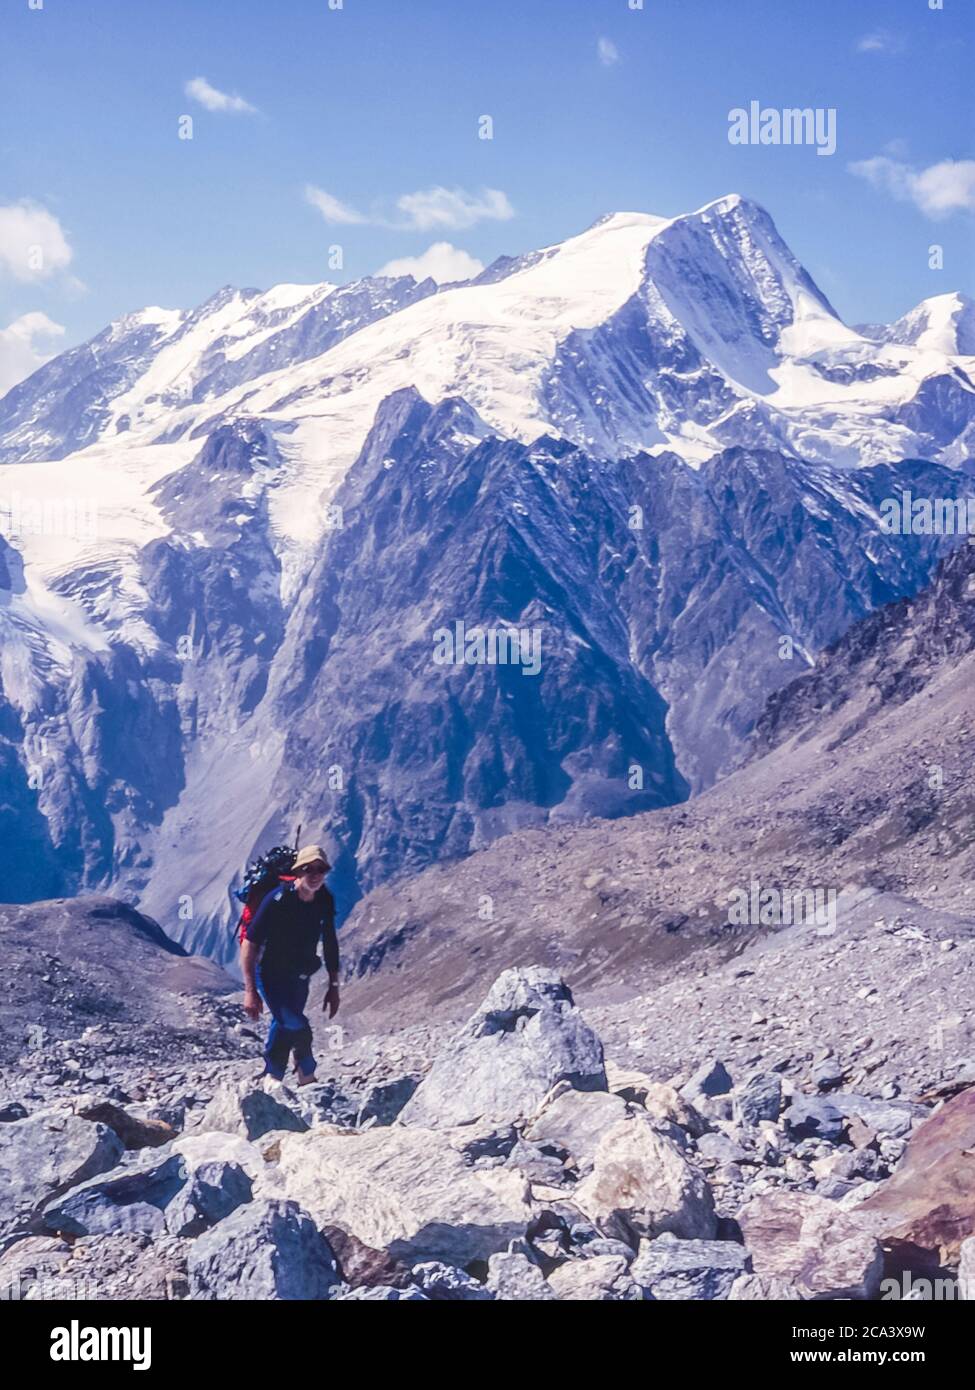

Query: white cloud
[185,76,256,114]
[395,186,514,232]
[597,37,620,67]
[856,31,904,54]
[849,155,975,219]
[304,185,368,225]
[305,184,514,232]
[0,312,66,396]
[0,202,73,283]
[377,242,484,285]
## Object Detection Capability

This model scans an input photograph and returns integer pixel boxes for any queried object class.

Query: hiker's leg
[257,974,293,1080]
[262,976,315,1081]
[263,1016,291,1080]
[285,979,316,1082]
[293,1038,316,1084]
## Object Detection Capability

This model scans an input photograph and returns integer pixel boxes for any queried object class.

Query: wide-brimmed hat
[292,844,330,873]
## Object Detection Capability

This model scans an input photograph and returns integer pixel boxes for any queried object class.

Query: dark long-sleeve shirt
[245,882,339,980]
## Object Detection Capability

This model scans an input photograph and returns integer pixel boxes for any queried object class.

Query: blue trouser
[257,971,315,1080]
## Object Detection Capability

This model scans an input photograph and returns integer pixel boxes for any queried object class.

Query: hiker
[240,844,340,1086]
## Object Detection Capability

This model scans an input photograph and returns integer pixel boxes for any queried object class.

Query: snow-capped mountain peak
[859,290,975,357]
[5,193,971,487]
[2,192,972,585]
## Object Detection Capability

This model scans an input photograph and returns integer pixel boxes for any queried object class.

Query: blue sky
[1,0,973,387]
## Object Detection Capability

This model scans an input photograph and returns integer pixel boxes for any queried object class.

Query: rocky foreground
[1,967,973,1302]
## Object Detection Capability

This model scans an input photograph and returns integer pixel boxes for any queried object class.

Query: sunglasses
[300,862,327,875]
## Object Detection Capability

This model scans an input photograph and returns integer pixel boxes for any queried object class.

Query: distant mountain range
[0,194,972,963]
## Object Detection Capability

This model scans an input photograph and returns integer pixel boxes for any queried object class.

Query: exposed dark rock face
[331,539,974,1056]
[754,539,975,753]
[0,314,174,464]
[142,417,288,724]
[236,396,970,930]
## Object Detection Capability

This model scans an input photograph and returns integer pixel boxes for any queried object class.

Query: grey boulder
[163,1162,253,1237]
[679,1059,733,1105]
[828,1093,924,1140]
[734,1073,783,1126]
[43,1138,256,1239]
[196,1080,308,1141]
[783,1096,845,1143]
[547,1254,642,1301]
[524,1087,628,1174]
[486,1251,557,1301]
[42,1152,188,1237]
[356,1077,419,1127]
[188,1198,339,1300]
[631,1232,749,1300]
[0,1112,124,1237]
[399,968,606,1129]
[573,1116,717,1245]
[696,1132,747,1165]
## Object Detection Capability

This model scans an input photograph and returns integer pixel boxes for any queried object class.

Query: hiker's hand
[323,983,340,1019]
[243,989,263,1021]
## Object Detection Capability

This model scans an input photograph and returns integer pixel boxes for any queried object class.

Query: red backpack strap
[237,901,254,945]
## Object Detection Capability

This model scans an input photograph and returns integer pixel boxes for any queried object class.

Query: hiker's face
[300,863,326,890]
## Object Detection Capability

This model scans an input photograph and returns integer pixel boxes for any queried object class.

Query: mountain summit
[3,194,973,486]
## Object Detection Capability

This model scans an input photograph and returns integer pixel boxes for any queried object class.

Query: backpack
[233,844,298,945]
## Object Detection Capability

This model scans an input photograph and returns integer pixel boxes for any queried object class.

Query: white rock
[195,1079,307,1141]
[525,1089,628,1172]
[172,1131,268,1182]
[573,1117,717,1245]
[486,1251,557,1301]
[548,1255,641,1301]
[399,968,606,1129]
[256,1123,533,1266]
